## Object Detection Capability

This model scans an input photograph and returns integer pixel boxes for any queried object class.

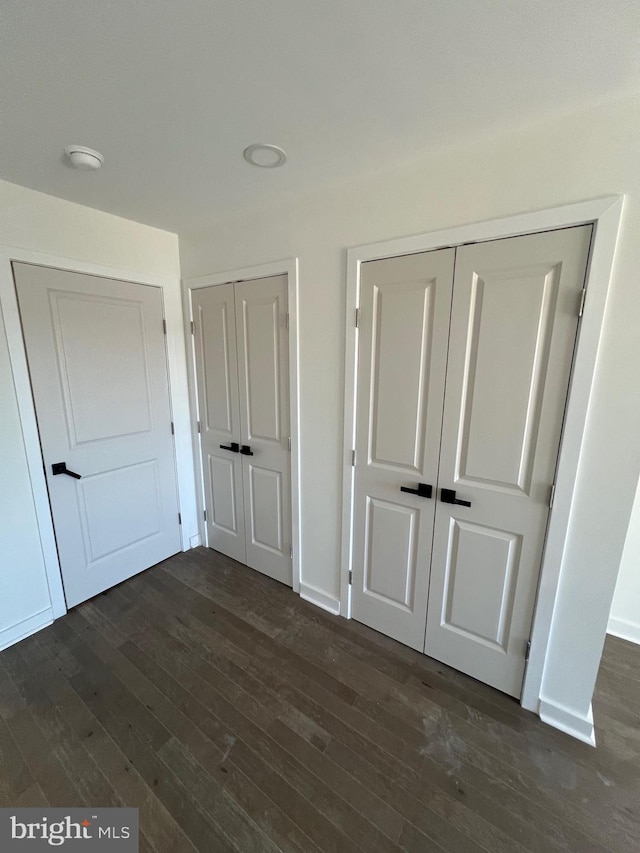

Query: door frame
[0,246,193,621]
[340,196,624,713]
[183,258,302,593]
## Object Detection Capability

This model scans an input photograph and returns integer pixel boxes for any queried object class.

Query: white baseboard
[188,533,202,549]
[299,582,341,616]
[607,616,640,645]
[539,698,596,746]
[0,607,54,652]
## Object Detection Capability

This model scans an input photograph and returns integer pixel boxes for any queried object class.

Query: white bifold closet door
[351,225,591,697]
[192,274,292,586]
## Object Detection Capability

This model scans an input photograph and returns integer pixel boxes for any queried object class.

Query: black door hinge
[178,512,182,525]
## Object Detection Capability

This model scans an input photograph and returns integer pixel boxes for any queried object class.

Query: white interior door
[192,275,292,586]
[13,263,181,608]
[192,283,246,563]
[425,225,592,696]
[235,275,292,586]
[351,249,455,649]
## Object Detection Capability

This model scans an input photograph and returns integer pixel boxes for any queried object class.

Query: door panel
[78,459,163,562]
[442,519,521,649]
[240,297,282,441]
[201,305,235,434]
[351,249,455,650]
[369,280,434,470]
[457,261,564,493]
[52,293,152,443]
[364,497,418,608]
[426,225,592,696]
[235,276,292,585]
[13,263,181,608]
[247,464,284,553]
[208,454,241,534]
[192,284,246,563]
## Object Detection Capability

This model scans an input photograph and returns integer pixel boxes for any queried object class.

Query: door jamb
[0,246,192,621]
[183,258,302,593]
[340,196,624,714]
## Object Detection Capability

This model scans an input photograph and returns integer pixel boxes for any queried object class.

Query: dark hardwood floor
[1,547,639,852]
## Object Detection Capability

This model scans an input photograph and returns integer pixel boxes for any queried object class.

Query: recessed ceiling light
[243,144,287,168]
[64,145,104,171]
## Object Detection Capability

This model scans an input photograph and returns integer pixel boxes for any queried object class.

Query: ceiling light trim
[243,143,287,168]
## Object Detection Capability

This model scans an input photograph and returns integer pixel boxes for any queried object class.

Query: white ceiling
[1,0,639,233]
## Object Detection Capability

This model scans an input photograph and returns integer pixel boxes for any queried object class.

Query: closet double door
[192,275,292,586]
[351,225,592,697]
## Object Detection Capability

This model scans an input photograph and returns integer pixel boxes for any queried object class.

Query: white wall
[0,297,53,648]
[180,93,640,735]
[0,179,195,646]
[609,481,640,644]
[0,180,179,274]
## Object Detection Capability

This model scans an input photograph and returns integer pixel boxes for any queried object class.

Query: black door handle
[400,483,432,498]
[441,488,471,507]
[51,462,82,479]
[240,445,254,456]
[220,442,240,453]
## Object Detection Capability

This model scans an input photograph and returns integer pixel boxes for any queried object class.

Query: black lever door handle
[240,445,254,456]
[220,442,240,453]
[400,483,432,498]
[51,462,82,479]
[440,488,471,507]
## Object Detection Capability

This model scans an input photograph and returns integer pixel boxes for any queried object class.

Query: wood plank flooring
[1,547,639,852]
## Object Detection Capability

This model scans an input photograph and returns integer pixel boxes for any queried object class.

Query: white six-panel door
[351,249,454,649]
[13,263,181,608]
[425,225,592,696]
[192,275,292,586]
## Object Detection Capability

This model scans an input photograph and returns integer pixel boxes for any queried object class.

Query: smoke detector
[64,145,105,171]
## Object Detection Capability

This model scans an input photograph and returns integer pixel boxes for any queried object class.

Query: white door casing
[235,276,292,585]
[350,249,455,649]
[14,263,182,608]
[425,225,592,696]
[340,197,623,738]
[192,274,292,586]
